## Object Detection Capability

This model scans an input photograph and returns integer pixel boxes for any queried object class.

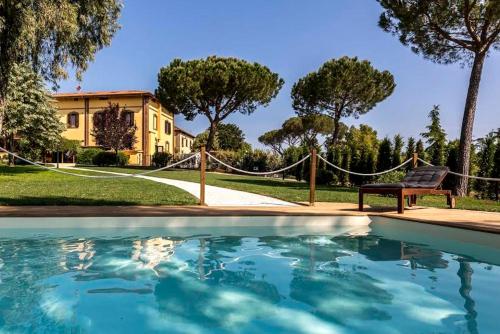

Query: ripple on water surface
[0,218,498,333]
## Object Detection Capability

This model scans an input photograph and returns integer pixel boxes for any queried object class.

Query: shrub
[76,148,103,165]
[374,170,406,184]
[152,152,173,167]
[92,151,128,166]
[316,169,337,185]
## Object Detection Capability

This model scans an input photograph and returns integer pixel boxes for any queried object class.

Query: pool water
[0,217,499,333]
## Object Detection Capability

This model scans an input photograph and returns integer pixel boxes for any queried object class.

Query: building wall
[54,94,174,165]
[174,132,194,155]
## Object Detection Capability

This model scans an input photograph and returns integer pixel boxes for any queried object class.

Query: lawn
[89,167,500,212]
[0,165,197,205]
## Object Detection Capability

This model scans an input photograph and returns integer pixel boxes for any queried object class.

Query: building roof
[174,126,195,138]
[52,90,156,99]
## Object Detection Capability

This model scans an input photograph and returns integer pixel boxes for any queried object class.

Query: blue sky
[58,0,500,147]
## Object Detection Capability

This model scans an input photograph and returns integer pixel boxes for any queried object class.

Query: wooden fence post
[199,146,206,206]
[412,152,418,169]
[309,149,317,206]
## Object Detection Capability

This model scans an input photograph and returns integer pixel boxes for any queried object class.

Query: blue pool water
[0,217,499,333]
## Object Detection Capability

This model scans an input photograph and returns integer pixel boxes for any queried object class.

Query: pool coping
[0,203,498,234]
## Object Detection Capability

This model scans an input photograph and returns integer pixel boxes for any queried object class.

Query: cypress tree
[416,139,426,161]
[392,134,404,167]
[421,105,447,166]
[377,137,393,172]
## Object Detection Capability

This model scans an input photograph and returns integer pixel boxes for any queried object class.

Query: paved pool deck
[0,203,498,234]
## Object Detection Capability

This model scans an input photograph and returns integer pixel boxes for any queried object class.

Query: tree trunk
[7,134,14,166]
[455,53,486,197]
[206,122,218,152]
[331,116,341,147]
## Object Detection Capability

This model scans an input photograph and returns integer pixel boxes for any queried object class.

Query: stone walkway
[68,167,296,207]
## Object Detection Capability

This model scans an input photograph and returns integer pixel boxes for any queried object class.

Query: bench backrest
[403,166,449,189]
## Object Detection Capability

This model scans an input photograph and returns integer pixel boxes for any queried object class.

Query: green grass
[0,165,197,205]
[90,166,500,212]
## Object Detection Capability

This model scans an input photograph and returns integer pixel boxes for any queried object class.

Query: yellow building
[174,126,195,155]
[53,90,175,165]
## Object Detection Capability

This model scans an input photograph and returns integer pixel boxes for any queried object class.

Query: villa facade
[53,90,188,165]
[174,127,195,155]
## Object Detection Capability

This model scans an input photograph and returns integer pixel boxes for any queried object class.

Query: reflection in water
[457,259,478,334]
[0,228,498,333]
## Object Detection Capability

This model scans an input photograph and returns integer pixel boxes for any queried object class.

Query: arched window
[165,141,170,152]
[67,112,79,128]
[153,115,158,130]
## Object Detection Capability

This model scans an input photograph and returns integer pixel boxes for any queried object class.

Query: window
[164,121,172,135]
[124,111,134,126]
[182,138,185,147]
[153,115,158,130]
[165,141,170,152]
[67,112,79,128]
[155,145,164,153]
[93,112,103,125]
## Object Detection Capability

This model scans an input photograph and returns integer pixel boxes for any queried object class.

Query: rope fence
[318,155,413,176]
[2,143,498,208]
[206,151,311,176]
[0,146,199,179]
[417,158,500,182]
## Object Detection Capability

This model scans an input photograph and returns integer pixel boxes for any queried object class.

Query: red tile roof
[174,126,195,138]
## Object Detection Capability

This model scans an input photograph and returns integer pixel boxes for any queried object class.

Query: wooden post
[412,152,418,169]
[309,149,317,206]
[199,146,206,206]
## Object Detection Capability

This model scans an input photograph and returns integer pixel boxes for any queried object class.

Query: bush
[152,152,173,167]
[76,148,103,165]
[374,170,406,184]
[92,151,128,166]
[316,169,337,185]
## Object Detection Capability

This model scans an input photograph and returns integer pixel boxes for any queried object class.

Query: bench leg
[397,190,405,214]
[447,194,456,209]
[359,191,364,211]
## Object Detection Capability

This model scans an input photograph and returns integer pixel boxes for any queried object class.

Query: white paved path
[68,167,297,207]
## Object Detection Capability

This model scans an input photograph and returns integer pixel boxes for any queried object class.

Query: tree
[156,56,284,151]
[421,105,447,166]
[282,115,334,149]
[444,140,460,191]
[416,139,426,161]
[347,125,379,185]
[377,137,393,172]
[92,103,137,155]
[405,136,416,161]
[0,0,122,133]
[291,56,395,145]
[0,63,64,164]
[378,0,500,196]
[392,134,404,167]
[259,129,287,156]
[193,131,219,151]
[474,130,497,199]
[216,123,245,151]
[492,132,500,201]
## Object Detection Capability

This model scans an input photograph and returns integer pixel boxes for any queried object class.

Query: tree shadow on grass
[216,177,359,194]
[0,196,144,206]
[0,166,50,176]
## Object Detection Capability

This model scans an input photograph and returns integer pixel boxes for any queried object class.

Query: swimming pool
[0,216,498,333]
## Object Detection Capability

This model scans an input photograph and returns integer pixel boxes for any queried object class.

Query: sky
[58,0,500,147]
